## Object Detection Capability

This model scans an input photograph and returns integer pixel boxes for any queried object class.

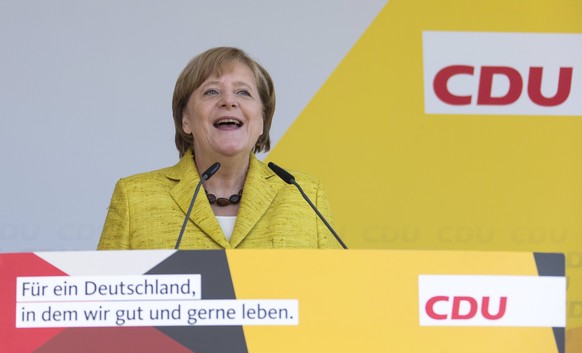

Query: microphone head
[202,162,221,180]
[268,162,295,184]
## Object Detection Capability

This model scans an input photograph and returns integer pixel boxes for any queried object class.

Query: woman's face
[182,61,264,160]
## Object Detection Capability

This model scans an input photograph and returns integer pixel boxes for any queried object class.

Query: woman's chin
[212,145,251,159]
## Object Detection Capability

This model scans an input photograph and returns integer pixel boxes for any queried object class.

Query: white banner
[17,299,298,328]
[423,31,582,116]
[418,274,566,327]
[17,275,202,301]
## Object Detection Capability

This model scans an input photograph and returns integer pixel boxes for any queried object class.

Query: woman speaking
[98,47,341,249]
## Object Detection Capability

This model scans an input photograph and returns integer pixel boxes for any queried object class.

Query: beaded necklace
[205,189,242,207]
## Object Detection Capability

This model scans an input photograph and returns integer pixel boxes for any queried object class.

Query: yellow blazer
[97,149,341,249]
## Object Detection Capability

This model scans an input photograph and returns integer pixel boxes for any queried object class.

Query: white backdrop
[0,0,387,251]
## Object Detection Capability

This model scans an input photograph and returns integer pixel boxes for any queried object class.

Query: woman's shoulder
[115,163,182,191]
[121,165,174,181]
[288,169,321,186]
[257,159,322,190]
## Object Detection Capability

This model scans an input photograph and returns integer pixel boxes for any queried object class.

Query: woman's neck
[194,152,249,196]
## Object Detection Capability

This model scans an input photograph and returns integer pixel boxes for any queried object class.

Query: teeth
[214,118,242,127]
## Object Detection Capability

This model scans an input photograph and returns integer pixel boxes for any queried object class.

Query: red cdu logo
[425,295,507,320]
[433,65,573,107]
[423,31,582,116]
[418,275,566,327]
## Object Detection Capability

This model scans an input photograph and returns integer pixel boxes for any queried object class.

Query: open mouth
[213,118,243,128]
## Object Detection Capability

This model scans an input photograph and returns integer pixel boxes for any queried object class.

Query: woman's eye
[203,89,219,96]
[237,90,251,97]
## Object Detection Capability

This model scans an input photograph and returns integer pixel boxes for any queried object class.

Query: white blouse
[216,216,237,241]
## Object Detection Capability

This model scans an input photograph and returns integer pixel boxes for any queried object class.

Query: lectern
[0,250,566,353]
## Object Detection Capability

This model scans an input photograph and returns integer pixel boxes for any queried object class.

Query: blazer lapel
[230,155,278,248]
[168,150,231,249]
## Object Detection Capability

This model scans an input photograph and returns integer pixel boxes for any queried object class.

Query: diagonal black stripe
[533,252,565,277]
[552,327,565,353]
[146,250,247,353]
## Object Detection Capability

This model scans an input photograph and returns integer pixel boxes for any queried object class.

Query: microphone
[268,162,348,249]
[175,162,221,249]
